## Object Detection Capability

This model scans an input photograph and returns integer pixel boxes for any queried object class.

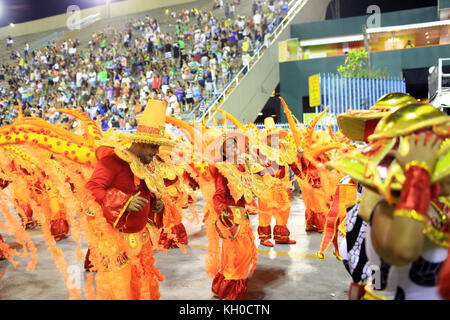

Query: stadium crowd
[0,0,289,131]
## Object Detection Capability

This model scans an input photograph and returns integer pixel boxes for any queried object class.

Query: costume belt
[215,206,248,240]
[97,228,151,271]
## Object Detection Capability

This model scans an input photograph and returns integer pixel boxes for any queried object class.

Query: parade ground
[0,192,351,300]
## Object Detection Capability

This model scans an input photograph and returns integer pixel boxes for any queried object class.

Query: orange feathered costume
[85,146,164,300]
[211,165,257,300]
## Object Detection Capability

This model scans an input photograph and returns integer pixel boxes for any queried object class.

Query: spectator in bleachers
[0,0,287,129]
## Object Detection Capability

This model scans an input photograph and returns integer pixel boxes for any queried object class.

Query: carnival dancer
[210,132,262,300]
[328,102,450,299]
[255,117,304,247]
[279,98,345,234]
[149,153,189,249]
[0,146,70,240]
[319,92,418,299]
[85,99,173,300]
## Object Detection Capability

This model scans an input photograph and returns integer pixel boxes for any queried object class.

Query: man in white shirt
[88,70,97,88]
[194,30,201,44]
[76,71,83,88]
[253,11,262,27]
[200,32,206,46]
[121,75,131,88]
[236,16,245,30]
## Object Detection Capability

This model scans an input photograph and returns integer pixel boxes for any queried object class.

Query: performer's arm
[213,173,230,215]
[85,157,117,204]
[290,148,305,177]
[371,133,440,266]
[212,172,234,228]
[371,133,441,266]
[371,198,425,267]
[85,158,137,228]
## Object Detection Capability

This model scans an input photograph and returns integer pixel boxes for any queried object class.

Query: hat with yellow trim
[327,103,450,203]
[337,92,417,142]
[368,102,450,142]
[119,99,176,147]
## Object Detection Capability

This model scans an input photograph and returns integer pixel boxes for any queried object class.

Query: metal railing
[183,71,231,122]
[199,0,308,123]
[314,73,406,132]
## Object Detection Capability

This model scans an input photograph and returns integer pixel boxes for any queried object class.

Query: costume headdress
[327,102,450,203]
[336,92,417,142]
[119,99,175,147]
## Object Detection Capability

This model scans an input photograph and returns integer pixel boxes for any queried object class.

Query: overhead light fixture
[367,20,450,34]
[299,34,364,47]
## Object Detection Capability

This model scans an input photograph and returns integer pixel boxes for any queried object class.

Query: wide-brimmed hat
[327,103,450,203]
[337,92,417,142]
[368,102,450,142]
[119,99,175,147]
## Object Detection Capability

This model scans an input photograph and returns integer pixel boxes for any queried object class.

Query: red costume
[255,144,302,245]
[211,165,257,300]
[151,175,188,249]
[85,148,163,300]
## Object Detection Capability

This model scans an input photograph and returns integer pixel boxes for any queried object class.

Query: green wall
[440,0,450,10]
[290,6,438,41]
[279,45,450,122]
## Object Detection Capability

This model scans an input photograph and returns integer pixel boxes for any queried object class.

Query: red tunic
[212,165,246,215]
[85,150,157,233]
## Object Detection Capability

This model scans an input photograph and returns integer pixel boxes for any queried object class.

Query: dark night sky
[0,0,124,27]
[0,0,440,28]
[325,0,438,19]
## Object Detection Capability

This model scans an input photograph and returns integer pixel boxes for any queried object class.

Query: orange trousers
[212,219,257,300]
[257,187,292,241]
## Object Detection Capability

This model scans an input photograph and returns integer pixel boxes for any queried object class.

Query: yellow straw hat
[327,103,450,203]
[119,99,176,147]
[336,92,418,142]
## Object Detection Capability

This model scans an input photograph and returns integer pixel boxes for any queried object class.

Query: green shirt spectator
[178,39,185,50]
[99,70,108,83]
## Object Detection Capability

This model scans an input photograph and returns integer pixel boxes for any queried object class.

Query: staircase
[195,0,332,126]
